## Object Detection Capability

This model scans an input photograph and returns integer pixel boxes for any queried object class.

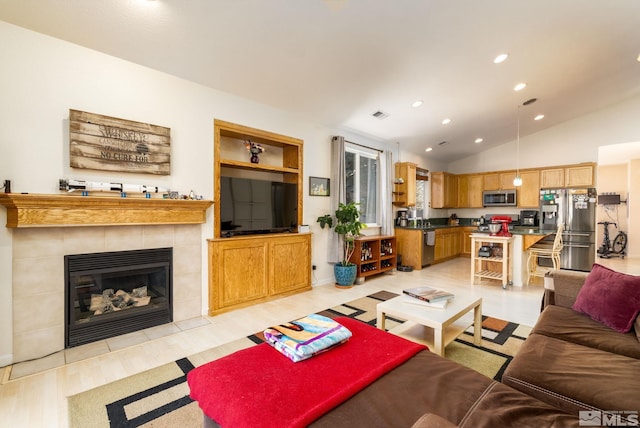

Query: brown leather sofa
[503,269,640,423]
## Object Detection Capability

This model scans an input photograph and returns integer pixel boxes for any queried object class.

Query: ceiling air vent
[372,110,389,120]
[438,141,448,146]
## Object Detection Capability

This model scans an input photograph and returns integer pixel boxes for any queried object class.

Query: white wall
[448,95,640,174]
[0,21,395,363]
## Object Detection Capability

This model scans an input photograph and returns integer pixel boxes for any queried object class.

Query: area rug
[68,291,530,428]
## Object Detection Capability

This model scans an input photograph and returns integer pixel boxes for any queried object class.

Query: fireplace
[65,247,173,348]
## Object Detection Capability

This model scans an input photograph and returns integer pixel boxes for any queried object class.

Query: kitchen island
[471,228,553,287]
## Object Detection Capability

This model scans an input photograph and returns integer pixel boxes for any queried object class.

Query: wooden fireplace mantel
[0,193,213,228]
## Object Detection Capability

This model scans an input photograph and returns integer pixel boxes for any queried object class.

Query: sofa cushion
[311,350,577,428]
[572,263,640,333]
[503,333,640,416]
[532,305,640,359]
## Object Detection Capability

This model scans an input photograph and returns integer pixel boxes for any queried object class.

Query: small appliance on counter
[396,209,408,227]
[520,210,539,226]
[489,215,513,236]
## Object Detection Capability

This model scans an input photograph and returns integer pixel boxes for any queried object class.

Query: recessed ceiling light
[475,138,483,144]
[494,53,509,64]
[534,114,545,121]
[514,82,527,91]
[441,118,451,125]
[412,100,423,108]
[637,53,640,62]
[425,147,433,152]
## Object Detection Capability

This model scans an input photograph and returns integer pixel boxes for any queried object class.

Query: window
[345,145,378,225]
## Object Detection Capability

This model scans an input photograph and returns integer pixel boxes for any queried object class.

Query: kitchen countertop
[472,227,550,236]
[394,224,551,236]
[395,224,459,231]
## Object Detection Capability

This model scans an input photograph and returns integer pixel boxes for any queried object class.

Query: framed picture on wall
[309,177,330,196]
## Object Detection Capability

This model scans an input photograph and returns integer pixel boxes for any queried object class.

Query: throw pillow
[635,314,640,342]
[573,264,640,333]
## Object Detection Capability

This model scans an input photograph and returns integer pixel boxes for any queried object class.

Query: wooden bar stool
[526,224,564,285]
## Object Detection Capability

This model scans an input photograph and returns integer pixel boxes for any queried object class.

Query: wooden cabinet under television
[209,119,311,315]
[208,233,311,315]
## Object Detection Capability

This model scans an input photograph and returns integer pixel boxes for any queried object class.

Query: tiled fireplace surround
[11,224,203,363]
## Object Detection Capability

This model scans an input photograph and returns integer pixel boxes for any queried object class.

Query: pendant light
[513,98,536,187]
[513,105,522,187]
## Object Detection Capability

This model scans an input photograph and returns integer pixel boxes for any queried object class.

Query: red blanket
[187,316,427,428]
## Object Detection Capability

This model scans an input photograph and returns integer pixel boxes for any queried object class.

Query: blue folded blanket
[263,314,352,362]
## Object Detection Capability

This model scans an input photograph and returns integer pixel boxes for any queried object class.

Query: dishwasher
[422,230,435,266]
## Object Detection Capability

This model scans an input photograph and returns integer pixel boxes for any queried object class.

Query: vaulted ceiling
[1,0,640,162]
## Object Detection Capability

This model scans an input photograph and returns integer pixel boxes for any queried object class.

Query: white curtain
[380,149,394,235]
[328,136,346,264]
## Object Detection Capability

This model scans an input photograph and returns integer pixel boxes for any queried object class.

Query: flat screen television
[219,176,298,237]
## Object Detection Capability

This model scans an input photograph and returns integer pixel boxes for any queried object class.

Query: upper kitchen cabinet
[565,164,595,187]
[517,170,540,207]
[483,172,516,190]
[431,171,457,208]
[540,163,595,188]
[457,174,483,208]
[540,168,565,188]
[393,162,417,206]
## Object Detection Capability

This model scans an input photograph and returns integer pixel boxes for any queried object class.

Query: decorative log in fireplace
[65,247,172,347]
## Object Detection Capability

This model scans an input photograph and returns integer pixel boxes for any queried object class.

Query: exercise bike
[597,221,627,259]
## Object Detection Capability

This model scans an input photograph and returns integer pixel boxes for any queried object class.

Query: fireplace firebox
[65,247,172,347]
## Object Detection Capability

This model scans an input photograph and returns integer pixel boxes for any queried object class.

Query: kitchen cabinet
[540,168,565,188]
[349,235,397,279]
[468,175,484,208]
[483,172,516,190]
[540,163,595,188]
[434,227,461,262]
[565,164,595,187]
[393,162,417,206]
[517,170,540,207]
[457,175,469,208]
[395,227,423,270]
[461,226,476,256]
[457,174,482,208]
[431,172,457,208]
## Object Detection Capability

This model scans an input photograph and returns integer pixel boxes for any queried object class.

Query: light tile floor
[0,256,637,427]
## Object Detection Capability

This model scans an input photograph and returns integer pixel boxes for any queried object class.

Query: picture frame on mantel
[309,177,330,196]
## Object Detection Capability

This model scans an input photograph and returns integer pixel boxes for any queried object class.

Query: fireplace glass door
[65,248,172,347]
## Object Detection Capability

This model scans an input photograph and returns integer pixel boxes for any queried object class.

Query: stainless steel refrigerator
[539,188,597,271]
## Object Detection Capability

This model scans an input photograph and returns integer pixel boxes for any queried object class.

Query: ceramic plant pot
[334,263,357,287]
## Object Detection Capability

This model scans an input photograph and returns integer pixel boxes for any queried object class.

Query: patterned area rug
[67,291,530,428]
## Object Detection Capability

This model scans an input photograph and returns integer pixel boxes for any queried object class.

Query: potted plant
[317,201,366,287]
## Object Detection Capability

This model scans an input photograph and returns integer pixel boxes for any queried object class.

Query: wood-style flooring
[0,256,637,427]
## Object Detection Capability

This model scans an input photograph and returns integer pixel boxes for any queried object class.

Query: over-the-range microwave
[483,190,517,207]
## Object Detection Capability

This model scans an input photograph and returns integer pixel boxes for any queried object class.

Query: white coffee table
[376,294,482,356]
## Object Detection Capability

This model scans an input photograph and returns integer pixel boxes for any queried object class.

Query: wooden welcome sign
[69,109,171,175]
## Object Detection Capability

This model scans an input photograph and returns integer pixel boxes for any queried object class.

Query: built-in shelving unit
[208,119,310,315]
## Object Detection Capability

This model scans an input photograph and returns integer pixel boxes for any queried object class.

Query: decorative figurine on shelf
[245,140,265,164]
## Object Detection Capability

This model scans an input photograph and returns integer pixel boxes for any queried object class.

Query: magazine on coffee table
[402,286,454,303]
[401,294,449,309]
